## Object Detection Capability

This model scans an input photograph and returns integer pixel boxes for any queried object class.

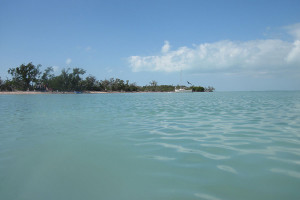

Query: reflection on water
[0,92,300,200]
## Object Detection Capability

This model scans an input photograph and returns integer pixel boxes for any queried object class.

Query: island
[0,62,215,94]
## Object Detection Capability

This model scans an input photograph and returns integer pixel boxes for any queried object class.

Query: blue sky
[0,0,300,91]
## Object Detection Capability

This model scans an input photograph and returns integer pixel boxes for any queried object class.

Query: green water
[0,92,300,200]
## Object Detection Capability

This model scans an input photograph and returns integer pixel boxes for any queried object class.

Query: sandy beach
[0,91,164,95]
[0,91,108,95]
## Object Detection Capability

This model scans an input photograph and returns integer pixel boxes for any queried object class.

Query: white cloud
[52,66,60,72]
[285,23,300,39]
[128,23,300,76]
[161,40,170,53]
[66,58,72,65]
[286,40,300,64]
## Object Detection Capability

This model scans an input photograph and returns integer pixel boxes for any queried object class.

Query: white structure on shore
[175,87,192,93]
[175,70,192,93]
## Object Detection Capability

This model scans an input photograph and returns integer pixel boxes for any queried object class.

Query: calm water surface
[0,92,300,200]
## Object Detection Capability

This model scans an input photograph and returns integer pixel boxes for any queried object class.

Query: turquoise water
[0,92,300,200]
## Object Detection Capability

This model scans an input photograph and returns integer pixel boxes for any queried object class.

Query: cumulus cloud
[128,24,300,76]
[286,40,300,64]
[66,58,72,65]
[161,41,170,53]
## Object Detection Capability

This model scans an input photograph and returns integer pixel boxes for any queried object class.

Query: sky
[0,0,300,91]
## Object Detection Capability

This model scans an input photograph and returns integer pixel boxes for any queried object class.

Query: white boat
[175,70,193,92]
[175,88,193,93]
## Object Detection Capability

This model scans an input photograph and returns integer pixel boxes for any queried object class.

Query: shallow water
[0,92,300,200]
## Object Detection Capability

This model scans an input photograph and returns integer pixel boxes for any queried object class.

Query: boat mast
[180,69,182,89]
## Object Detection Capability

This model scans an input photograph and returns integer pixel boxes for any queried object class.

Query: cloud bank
[129,23,300,76]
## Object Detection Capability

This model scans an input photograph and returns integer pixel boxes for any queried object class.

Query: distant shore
[0,91,172,95]
[0,91,108,95]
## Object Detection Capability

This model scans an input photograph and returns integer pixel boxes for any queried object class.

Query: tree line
[0,63,214,92]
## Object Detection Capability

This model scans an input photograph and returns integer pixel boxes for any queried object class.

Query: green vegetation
[0,62,214,92]
[190,86,205,92]
[7,63,41,91]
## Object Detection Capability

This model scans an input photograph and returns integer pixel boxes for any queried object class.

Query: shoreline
[0,91,174,95]
[0,91,107,95]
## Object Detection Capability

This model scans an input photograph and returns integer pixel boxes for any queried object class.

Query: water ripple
[137,142,230,160]
[142,155,176,161]
[267,157,300,165]
[195,193,222,200]
[270,168,300,179]
[217,165,238,174]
